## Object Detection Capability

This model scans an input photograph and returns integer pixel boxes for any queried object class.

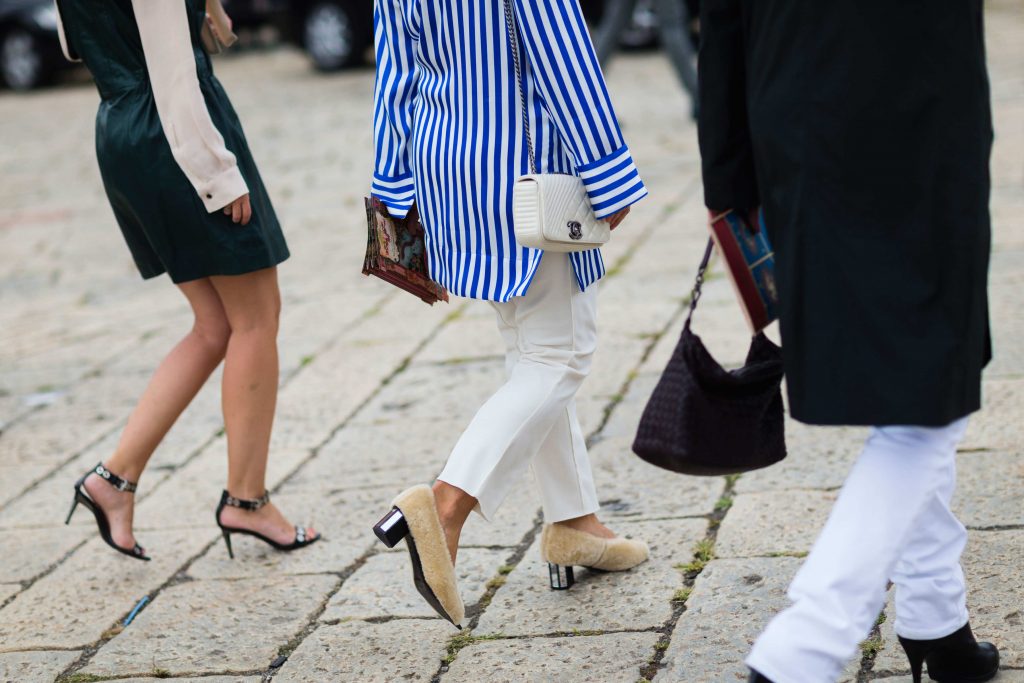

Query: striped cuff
[577,146,648,219]
[371,172,416,219]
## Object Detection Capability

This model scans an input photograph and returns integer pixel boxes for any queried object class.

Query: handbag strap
[684,238,715,330]
[502,0,538,175]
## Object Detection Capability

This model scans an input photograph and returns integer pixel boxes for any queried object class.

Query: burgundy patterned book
[364,198,449,306]
[708,209,779,333]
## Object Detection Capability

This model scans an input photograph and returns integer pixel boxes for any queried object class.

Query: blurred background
[0,0,698,92]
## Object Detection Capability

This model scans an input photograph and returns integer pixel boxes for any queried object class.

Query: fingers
[231,199,242,224]
[240,195,252,225]
[608,206,630,230]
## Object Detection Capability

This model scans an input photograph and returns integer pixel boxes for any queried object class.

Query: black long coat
[697,0,993,427]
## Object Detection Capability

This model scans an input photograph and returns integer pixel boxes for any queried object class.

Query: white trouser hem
[745,654,806,683]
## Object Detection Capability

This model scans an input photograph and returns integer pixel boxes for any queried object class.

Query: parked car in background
[0,0,664,92]
[284,0,372,71]
[0,0,69,90]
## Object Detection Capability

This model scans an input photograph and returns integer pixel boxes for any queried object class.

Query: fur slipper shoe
[373,485,464,628]
[540,524,649,589]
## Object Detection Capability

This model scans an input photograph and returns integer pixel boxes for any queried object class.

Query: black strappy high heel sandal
[215,490,321,559]
[898,622,999,683]
[65,462,150,561]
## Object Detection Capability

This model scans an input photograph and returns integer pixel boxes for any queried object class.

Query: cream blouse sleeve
[132,0,248,213]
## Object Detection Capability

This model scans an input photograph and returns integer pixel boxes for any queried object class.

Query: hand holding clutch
[201,0,238,54]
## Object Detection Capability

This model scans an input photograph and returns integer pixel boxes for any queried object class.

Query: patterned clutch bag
[363,198,449,306]
[709,209,779,333]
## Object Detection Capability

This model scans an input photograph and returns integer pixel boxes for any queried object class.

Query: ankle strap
[94,463,137,493]
[222,490,271,510]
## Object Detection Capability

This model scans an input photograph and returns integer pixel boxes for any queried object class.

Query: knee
[227,299,281,338]
[192,316,231,356]
[524,342,595,385]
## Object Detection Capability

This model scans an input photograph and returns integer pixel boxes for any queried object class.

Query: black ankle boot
[748,670,773,683]
[898,622,999,683]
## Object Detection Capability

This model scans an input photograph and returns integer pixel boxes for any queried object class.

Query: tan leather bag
[200,0,238,54]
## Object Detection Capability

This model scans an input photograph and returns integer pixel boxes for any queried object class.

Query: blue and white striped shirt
[371,0,648,302]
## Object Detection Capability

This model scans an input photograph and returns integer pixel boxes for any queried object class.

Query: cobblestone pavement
[0,6,1021,682]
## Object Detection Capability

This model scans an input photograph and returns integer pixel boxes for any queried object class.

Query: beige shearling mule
[372,485,465,628]
[540,524,650,589]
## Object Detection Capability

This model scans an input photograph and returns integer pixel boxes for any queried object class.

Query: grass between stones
[855,611,888,681]
[637,471,740,683]
[441,632,506,665]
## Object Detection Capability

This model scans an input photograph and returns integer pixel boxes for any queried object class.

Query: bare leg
[432,481,478,564]
[85,279,231,551]
[209,267,315,544]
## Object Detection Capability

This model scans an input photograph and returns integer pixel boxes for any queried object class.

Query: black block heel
[373,507,410,548]
[66,463,150,561]
[548,563,574,590]
[898,623,999,683]
[215,490,321,559]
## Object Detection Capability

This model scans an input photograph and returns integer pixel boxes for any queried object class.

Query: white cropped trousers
[438,252,600,523]
[747,417,971,683]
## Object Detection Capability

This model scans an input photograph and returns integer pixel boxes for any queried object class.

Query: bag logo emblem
[567,221,583,240]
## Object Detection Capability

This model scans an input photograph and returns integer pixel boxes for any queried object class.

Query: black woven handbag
[632,239,787,475]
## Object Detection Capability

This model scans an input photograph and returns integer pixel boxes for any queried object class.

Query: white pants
[438,253,601,523]
[747,418,971,683]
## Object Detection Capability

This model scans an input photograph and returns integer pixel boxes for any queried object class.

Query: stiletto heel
[67,463,150,561]
[373,507,410,548]
[898,622,999,683]
[214,490,320,560]
[64,497,79,525]
[548,563,574,590]
[221,529,234,559]
[899,639,926,683]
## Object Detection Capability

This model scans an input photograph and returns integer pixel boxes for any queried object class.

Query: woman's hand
[606,206,630,230]
[223,194,252,225]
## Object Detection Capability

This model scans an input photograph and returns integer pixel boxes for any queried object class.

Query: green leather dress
[56,0,288,283]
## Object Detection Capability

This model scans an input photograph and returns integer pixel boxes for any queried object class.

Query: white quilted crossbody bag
[503,0,610,253]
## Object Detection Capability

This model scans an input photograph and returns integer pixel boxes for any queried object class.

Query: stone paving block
[475,518,707,637]
[106,677,261,683]
[414,306,504,364]
[0,373,143,468]
[877,674,1024,683]
[322,547,507,621]
[715,490,835,559]
[589,435,724,521]
[445,631,660,683]
[287,423,441,492]
[961,379,1024,452]
[0,526,91,583]
[83,574,337,677]
[274,618,451,683]
[0,528,212,651]
[656,557,799,683]
[0,584,19,605]
[655,558,861,683]
[594,373,661,441]
[458,482,541,548]
[0,650,80,683]
[0,462,52,510]
[354,361,506,428]
[734,422,867,495]
[874,530,1024,674]
[954,451,1024,528]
